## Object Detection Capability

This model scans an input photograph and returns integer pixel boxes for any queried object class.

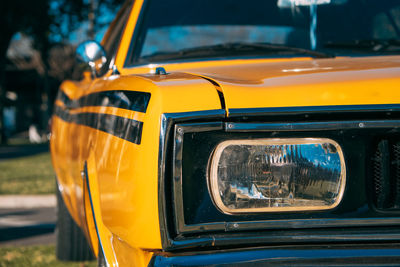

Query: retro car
[51,0,400,266]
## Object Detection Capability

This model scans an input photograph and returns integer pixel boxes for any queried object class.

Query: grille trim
[372,139,400,211]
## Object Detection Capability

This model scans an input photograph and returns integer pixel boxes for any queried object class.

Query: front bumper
[149,243,400,266]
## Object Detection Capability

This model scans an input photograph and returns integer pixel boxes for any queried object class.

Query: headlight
[209,138,346,214]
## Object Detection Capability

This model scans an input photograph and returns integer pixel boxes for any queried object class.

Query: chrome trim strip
[173,122,224,234]
[157,109,226,249]
[83,162,109,267]
[225,120,400,132]
[163,109,226,121]
[170,229,400,251]
[158,114,171,249]
[175,218,400,234]
[223,217,400,231]
[228,104,400,117]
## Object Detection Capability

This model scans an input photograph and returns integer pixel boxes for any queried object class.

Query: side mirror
[76,41,107,78]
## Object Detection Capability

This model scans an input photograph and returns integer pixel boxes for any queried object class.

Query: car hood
[182,56,400,114]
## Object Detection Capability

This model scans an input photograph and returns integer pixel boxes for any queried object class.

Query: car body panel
[123,56,400,111]
[115,0,144,70]
[51,72,221,255]
[184,56,400,111]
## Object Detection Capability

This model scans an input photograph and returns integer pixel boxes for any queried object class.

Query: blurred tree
[48,44,82,82]
[0,0,124,144]
[50,0,124,43]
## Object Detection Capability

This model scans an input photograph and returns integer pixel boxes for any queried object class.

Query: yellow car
[51,0,400,266]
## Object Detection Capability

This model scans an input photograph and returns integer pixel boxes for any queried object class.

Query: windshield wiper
[324,39,400,52]
[140,42,334,62]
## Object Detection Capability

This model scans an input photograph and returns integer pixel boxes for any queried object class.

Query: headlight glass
[209,138,346,214]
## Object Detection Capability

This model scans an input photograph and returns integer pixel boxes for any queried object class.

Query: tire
[56,186,95,261]
[97,243,107,267]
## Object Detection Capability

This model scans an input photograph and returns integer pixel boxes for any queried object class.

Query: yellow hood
[181,55,400,113]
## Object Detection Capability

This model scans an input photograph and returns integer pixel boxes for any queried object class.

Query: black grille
[372,139,400,210]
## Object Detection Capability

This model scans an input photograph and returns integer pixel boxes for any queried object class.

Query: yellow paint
[49,0,400,265]
[112,235,154,267]
[181,56,400,110]
[86,152,118,265]
[51,67,221,265]
[114,0,145,69]
[83,171,99,256]
[120,57,313,75]
[88,73,220,251]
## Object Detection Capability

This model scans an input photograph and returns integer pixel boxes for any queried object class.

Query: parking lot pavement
[0,206,56,247]
[0,195,56,209]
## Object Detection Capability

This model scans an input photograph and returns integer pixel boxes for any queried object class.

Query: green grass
[0,152,55,194]
[6,137,35,146]
[0,245,96,267]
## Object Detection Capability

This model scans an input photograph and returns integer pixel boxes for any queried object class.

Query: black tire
[56,186,95,261]
[97,243,107,267]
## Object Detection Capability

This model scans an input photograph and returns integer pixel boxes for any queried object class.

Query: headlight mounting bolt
[177,127,183,142]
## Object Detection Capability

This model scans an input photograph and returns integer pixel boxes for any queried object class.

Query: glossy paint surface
[51,71,221,264]
[122,55,400,113]
[50,0,400,265]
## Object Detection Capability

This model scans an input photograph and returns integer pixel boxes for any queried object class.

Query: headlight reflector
[209,138,346,214]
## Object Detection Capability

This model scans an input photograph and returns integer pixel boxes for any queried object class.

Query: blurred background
[0,0,124,144]
[0,0,123,265]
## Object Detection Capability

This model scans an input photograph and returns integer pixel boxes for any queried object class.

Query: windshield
[126,0,400,65]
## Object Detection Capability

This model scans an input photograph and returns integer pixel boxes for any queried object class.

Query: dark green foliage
[0,0,125,144]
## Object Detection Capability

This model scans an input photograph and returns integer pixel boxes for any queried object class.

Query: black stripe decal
[56,90,151,113]
[54,106,143,144]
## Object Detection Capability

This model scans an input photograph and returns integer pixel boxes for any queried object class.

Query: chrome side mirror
[76,41,107,78]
